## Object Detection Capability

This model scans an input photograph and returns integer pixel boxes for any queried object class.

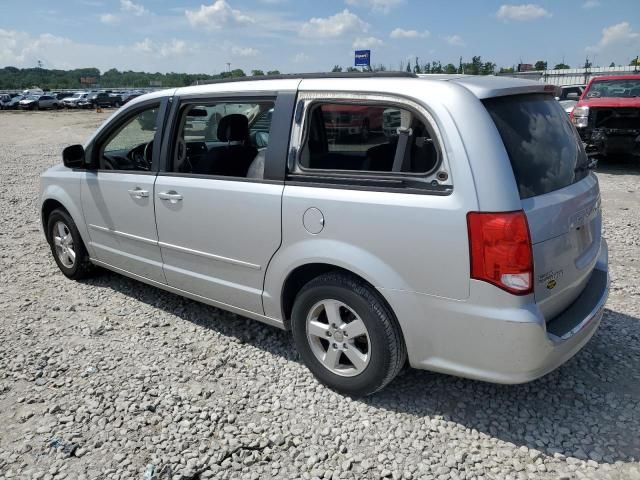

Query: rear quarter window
[483,93,589,199]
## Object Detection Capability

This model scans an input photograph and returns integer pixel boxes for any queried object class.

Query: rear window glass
[483,93,589,199]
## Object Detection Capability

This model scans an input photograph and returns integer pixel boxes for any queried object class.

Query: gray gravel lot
[0,110,639,480]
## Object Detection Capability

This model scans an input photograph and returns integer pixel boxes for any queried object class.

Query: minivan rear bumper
[383,239,609,384]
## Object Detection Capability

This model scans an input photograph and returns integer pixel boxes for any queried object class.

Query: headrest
[217,114,249,142]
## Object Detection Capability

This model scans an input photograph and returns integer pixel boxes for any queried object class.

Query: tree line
[1,55,637,90]
[0,66,282,90]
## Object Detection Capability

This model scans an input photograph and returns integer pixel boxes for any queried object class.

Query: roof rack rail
[193,71,417,86]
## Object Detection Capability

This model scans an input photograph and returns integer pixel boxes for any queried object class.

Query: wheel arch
[40,186,93,257]
[41,198,67,241]
[278,262,403,339]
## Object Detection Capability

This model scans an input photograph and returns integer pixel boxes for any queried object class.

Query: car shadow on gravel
[83,274,639,464]
[365,308,640,465]
[595,155,640,175]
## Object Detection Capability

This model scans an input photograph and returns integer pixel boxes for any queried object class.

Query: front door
[81,102,166,283]
[154,97,285,314]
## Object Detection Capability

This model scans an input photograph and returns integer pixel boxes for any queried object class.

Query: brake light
[467,211,533,295]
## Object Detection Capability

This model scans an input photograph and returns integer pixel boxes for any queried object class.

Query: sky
[1,0,639,74]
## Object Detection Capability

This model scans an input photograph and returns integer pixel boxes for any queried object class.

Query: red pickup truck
[571,74,640,157]
[321,104,384,141]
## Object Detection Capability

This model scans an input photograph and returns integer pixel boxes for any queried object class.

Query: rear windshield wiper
[575,158,598,173]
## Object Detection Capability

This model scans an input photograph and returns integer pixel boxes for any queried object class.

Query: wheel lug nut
[332,343,337,349]
[326,331,332,337]
[331,323,337,329]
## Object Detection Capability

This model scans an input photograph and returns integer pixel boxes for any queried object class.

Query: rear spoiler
[446,76,560,99]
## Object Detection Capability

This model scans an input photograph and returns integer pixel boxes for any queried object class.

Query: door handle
[128,188,149,199]
[158,191,183,203]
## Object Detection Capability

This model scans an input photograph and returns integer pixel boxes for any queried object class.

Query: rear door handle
[158,191,183,203]
[128,188,149,199]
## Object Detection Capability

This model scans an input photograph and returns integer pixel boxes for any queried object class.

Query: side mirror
[566,92,580,100]
[62,144,86,169]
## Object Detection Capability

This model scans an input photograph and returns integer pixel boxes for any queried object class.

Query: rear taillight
[467,211,533,295]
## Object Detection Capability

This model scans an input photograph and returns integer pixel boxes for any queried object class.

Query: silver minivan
[40,73,609,396]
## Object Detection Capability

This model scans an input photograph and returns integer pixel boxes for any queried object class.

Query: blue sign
[355,50,371,67]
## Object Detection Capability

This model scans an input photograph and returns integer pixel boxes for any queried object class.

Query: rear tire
[291,272,406,396]
[47,209,95,280]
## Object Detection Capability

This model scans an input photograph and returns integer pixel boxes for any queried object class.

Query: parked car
[559,99,577,115]
[62,92,90,108]
[3,94,24,109]
[19,94,60,110]
[556,84,585,101]
[54,92,75,100]
[322,104,383,141]
[0,94,13,109]
[41,73,608,396]
[571,74,640,157]
[121,91,142,104]
[85,92,123,109]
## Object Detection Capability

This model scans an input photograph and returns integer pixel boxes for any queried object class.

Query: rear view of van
[414,81,609,384]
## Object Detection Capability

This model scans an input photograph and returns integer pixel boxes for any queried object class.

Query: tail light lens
[467,211,533,295]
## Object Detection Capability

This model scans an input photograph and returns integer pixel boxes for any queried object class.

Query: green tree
[534,60,547,71]
[413,57,421,74]
[553,63,570,69]
[431,61,443,74]
[331,65,343,72]
[480,62,496,75]
[631,57,640,66]
[346,66,359,72]
[444,63,457,74]
[266,70,281,75]
[463,56,482,75]
[406,60,412,73]
[499,66,515,74]
[251,70,265,76]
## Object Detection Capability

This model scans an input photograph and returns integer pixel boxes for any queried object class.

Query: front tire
[291,272,406,396]
[47,209,95,280]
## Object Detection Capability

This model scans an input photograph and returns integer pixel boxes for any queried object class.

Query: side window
[172,100,275,179]
[98,105,159,171]
[298,102,439,175]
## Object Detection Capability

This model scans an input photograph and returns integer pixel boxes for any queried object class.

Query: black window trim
[87,96,169,174]
[157,91,296,183]
[289,96,446,190]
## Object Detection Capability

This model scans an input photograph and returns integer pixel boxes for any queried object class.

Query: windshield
[484,93,589,199]
[585,79,640,98]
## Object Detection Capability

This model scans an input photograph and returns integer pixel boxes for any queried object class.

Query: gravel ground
[0,110,639,480]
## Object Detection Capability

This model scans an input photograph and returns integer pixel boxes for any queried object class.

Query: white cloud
[353,36,383,48]
[231,46,259,57]
[293,52,310,63]
[133,38,188,57]
[587,22,640,52]
[0,29,70,66]
[300,9,368,37]
[582,0,600,8]
[444,34,465,47]
[345,0,403,14]
[0,28,260,74]
[496,4,551,22]
[99,13,119,25]
[120,0,147,16]
[390,28,429,39]
[185,0,254,29]
[133,38,154,53]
